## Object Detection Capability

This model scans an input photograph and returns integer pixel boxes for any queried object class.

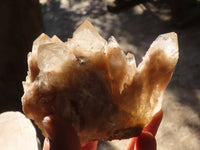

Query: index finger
[127,109,163,150]
[143,109,163,136]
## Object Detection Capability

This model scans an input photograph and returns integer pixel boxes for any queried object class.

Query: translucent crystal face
[22,20,178,146]
[37,43,76,72]
[67,21,107,58]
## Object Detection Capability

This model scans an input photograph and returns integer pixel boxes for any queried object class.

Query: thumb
[42,115,81,150]
[135,131,156,150]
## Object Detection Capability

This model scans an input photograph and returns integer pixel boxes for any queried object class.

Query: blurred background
[0,0,200,149]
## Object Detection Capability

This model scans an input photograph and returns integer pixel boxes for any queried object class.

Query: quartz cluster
[22,21,178,146]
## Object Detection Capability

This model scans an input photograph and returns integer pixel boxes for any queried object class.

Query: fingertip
[43,138,50,150]
[156,109,163,120]
[42,115,71,140]
[82,141,98,150]
[144,109,163,136]
[42,115,81,150]
[127,137,137,150]
[42,115,56,140]
[136,131,156,150]
[151,109,163,125]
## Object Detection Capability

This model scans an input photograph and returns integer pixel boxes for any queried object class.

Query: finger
[135,131,156,150]
[43,138,50,150]
[143,109,163,136]
[127,137,137,150]
[127,109,163,150]
[42,115,81,150]
[82,141,98,150]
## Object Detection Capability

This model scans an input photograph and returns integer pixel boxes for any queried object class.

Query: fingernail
[42,115,81,150]
[42,116,51,123]
[42,116,55,140]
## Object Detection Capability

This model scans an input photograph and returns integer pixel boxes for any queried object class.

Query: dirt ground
[38,0,200,149]
[32,0,200,149]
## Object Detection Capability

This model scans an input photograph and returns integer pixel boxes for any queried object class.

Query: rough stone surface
[22,20,178,146]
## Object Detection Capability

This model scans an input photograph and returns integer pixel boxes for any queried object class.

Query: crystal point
[22,21,179,147]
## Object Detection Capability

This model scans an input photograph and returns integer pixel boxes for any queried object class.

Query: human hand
[42,110,163,150]
[127,109,163,150]
[42,115,97,150]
